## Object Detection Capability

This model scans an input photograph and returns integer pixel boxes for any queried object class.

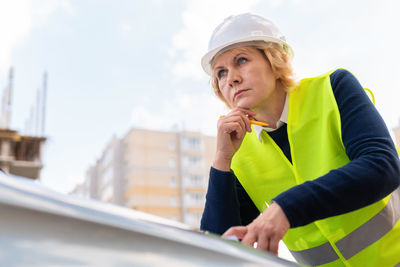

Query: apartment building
[81,136,123,204]
[78,128,216,227]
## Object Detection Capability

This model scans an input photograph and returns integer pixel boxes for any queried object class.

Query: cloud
[0,0,73,78]
[34,0,73,16]
[130,90,228,135]
[169,0,260,81]
[289,1,400,127]
[130,105,178,131]
[0,0,32,75]
[174,90,229,135]
[119,23,133,38]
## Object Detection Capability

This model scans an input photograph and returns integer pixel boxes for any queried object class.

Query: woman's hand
[222,202,290,255]
[212,108,256,171]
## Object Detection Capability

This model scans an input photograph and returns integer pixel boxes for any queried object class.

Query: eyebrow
[233,52,248,60]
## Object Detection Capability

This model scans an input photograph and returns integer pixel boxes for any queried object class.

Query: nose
[227,68,242,88]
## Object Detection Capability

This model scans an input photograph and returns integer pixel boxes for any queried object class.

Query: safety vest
[231,69,400,266]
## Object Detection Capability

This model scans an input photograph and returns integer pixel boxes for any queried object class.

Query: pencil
[219,116,268,127]
[249,120,268,127]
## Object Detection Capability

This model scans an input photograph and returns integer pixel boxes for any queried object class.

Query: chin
[236,102,253,110]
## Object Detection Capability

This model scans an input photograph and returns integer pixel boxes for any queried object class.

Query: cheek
[218,81,229,96]
[219,87,233,105]
[259,71,277,88]
[220,87,230,100]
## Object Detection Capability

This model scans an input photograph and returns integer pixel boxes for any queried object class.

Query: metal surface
[0,173,298,266]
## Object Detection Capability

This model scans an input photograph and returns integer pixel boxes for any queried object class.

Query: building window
[102,148,113,166]
[102,167,113,186]
[183,156,202,168]
[182,136,203,151]
[190,192,204,201]
[169,159,176,168]
[170,197,177,206]
[188,156,201,164]
[190,175,202,185]
[188,137,200,150]
[168,140,175,150]
[170,176,176,187]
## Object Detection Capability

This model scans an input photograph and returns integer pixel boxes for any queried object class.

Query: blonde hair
[211,42,296,107]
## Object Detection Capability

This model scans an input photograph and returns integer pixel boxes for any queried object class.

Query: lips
[233,89,250,100]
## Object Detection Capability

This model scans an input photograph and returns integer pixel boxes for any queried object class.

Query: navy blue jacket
[201,69,400,234]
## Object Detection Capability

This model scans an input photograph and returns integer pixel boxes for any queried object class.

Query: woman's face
[212,46,279,110]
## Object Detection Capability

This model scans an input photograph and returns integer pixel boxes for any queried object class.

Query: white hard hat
[201,13,293,76]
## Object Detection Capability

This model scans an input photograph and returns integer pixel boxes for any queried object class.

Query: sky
[1,0,400,195]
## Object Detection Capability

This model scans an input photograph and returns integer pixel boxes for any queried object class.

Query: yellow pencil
[249,120,268,127]
[219,116,268,127]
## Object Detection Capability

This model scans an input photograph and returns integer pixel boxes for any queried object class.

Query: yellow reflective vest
[231,70,400,266]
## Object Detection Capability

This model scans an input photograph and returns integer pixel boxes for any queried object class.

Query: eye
[217,69,227,79]
[237,57,248,65]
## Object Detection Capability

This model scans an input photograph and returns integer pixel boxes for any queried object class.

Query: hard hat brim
[201,36,293,76]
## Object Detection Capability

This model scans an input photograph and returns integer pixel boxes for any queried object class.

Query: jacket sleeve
[200,167,259,234]
[273,69,400,227]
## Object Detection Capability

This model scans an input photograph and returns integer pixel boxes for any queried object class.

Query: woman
[200,13,400,266]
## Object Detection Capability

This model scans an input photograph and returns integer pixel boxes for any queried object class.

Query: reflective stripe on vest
[289,187,400,266]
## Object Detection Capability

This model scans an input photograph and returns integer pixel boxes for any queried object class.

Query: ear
[272,69,280,80]
[275,79,285,92]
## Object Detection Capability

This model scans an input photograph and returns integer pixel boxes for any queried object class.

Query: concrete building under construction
[0,68,47,180]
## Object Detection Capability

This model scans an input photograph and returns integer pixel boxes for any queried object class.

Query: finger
[268,237,280,255]
[219,114,245,131]
[232,113,251,133]
[232,107,257,118]
[222,122,246,140]
[241,232,257,248]
[227,108,256,122]
[243,114,252,132]
[223,226,248,239]
[234,121,245,139]
[255,234,269,251]
[224,112,251,133]
[230,115,247,135]
[228,108,256,118]
[233,110,255,132]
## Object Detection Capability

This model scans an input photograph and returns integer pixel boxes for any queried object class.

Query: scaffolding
[0,67,47,180]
